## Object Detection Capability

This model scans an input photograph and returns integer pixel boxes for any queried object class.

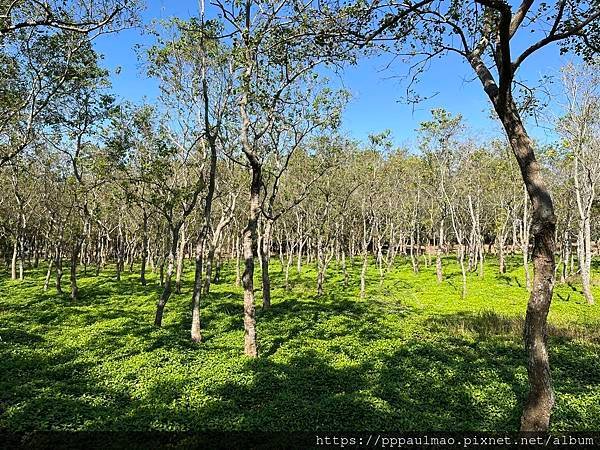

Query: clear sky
[93,0,573,148]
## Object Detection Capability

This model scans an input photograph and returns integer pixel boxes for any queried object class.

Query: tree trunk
[116,223,123,282]
[341,246,348,287]
[154,225,180,327]
[296,238,303,274]
[55,243,63,294]
[260,219,273,308]
[317,237,325,296]
[191,236,205,343]
[560,231,570,283]
[213,249,222,283]
[410,228,419,274]
[140,211,148,286]
[70,240,81,301]
[436,220,444,283]
[580,217,594,304]
[499,101,556,432]
[498,234,506,275]
[44,254,54,291]
[360,251,368,299]
[478,241,484,278]
[285,240,294,290]
[521,188,532,291]
[459,241,467,299]
[235,234,241,287]
[159,256,165,287]
[11,240,17,280]
[18,234,24,280]
[175,225,186,294]
[241,165,260,357]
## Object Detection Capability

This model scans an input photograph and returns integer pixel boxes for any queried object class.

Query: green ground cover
[1,257,598,431]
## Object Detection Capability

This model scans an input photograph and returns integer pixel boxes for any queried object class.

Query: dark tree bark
[154,224,181,327]
[241,163,260,357]
[55,243,63,294]
[498,100,556,431]
[175,225,186,294]
[469,39,557,431]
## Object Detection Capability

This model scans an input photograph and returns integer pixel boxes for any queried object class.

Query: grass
[0,255,599,432]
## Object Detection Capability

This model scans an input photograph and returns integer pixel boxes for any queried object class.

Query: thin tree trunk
[11,240,17,280]
[70,239,82,301]
[459,241,467,299]
[285,240,294,290]
[191,236,206,342]
[154,225,180,327]
[498,234,506,275]
[341,245,348,287]
[44,254,54,291]
[360,251,368,299]
[296,238,303,274]
[175,225,186,294]
[260,219,272,308]
[140,211,148,285]
[235,234,241,287]
[55,243,63,294]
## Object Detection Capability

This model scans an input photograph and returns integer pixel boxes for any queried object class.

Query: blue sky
[93,0,572,148]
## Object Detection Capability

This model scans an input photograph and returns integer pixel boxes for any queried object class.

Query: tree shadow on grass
[424,310,600,429]
[184,328,569,432]
[426,310,600,344]
[2,273,600,432]
[495,274,523,287]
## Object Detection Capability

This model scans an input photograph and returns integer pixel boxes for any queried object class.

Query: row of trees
[2,64,598,335]
[1,0,599,432]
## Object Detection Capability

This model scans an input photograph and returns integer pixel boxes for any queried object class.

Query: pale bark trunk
[498,232,506,275]
[191,236,205,342]
[175,225,186,294]
[436,220,444,283]
[70,240,81,301]
[44,254,53,291]
[116,222,124,282]
[459,242,467,299]
[140,211,148,286]
[360,251,368,299]
[11,240,17,280]
[296,238,303,274]
[341,246,348,287]
[285,238,294,290]
[260,219,272,308]
[521,189,532,291]
[235,234,241,287]
[55,243,63,294]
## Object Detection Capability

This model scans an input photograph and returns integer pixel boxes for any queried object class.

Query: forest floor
[0,256,599,431]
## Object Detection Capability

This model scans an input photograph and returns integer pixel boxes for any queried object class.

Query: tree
[326,0,600,430]
[557,61,600,305]
[0,0,138,166]
[419,109,464,286]
[215,0,347,356]
[43,39,113,300]
[0,0,136,36]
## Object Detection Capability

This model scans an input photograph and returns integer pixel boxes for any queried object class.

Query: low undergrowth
[0,256,598,431]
